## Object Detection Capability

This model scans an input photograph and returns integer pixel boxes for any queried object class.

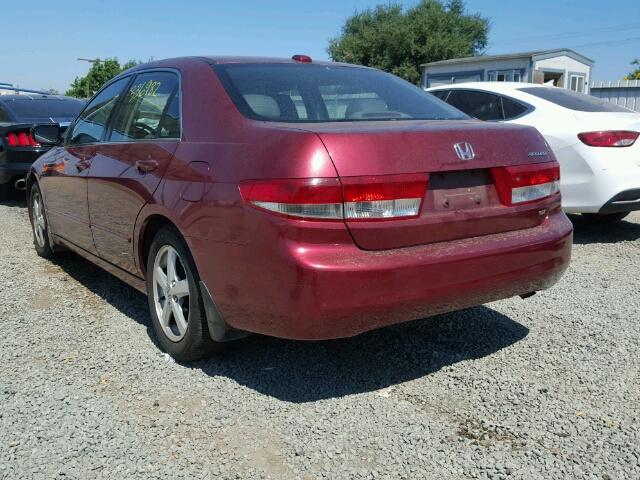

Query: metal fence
[590,80,640,112]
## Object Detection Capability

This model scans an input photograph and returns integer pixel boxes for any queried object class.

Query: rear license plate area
[429,169,492,212]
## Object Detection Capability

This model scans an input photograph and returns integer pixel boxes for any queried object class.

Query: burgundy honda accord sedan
[27,56,572,360]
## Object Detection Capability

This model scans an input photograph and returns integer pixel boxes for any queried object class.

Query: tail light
[492,162,560,206]
[578,131,639,147]
[239,178,343,220]
[239,173,428,221]
[341,174,426,220]
[6,130,39,147]
[291,54,313,63]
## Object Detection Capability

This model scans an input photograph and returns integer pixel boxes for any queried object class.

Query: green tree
[624,59,640,80]
[328,0,489,85]
[65,58,139,98]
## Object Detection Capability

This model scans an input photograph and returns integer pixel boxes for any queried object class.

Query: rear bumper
[559,145,640,213]
[0,162,31,184]
[194,210,573,341]
[0,145,49,184]
[598,188,640,214]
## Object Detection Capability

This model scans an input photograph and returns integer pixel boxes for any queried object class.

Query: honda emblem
[454,142,475,161]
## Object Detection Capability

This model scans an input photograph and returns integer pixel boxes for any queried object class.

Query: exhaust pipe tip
[519,291,537,300]
[14,178,26,191]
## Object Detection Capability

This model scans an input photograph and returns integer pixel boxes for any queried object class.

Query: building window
[487,70,523,82]
[569,74,585,93]
[426,72,482,88]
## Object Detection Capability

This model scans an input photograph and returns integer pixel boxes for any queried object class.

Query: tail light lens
[239,178,343,219]
[492,162,560,206]
[239,174,428,221]
[578,131,639,147]
[6,130,39,147]
[341,174,426,220]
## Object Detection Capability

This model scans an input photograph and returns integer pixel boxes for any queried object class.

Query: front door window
[67,77,130,145]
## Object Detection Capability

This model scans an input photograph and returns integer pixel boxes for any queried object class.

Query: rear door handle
[136,159,158,173]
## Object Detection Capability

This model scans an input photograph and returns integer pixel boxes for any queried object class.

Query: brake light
[492,162,560,206]
[578,131,639,147]
[239,174,428,220]
[6,130,39,147]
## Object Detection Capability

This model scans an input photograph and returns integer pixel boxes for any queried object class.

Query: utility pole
[77,58,105,98]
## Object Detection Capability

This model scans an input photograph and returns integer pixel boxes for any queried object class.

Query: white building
[421,48,593,93]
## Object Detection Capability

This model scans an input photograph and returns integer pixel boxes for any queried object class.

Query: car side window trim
[105,68,183,144]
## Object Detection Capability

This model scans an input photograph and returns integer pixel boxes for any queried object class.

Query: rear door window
[445,90,503,121]
[443,90,531,121]
[67,77,130,145]
[158,89,181,138]
[429,90,450,101]
[109,72,180,141]
[519,87,631,112]
[500,96,529,119]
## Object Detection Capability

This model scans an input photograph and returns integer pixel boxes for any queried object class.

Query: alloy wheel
[32,191,47,248]
[152,245,191,342]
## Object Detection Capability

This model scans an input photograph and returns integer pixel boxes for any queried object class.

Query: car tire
[28,184,56,259]
[582,212,630,223]
[146,226,219,362]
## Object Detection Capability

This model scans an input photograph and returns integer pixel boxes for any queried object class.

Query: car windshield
[5,98,85,121]
[214,64,469,123]
[518,87,631,113]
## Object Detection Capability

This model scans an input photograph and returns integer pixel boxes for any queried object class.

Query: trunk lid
[293,120,559,250]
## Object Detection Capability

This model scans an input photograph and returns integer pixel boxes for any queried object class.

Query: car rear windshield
[4,98,85,121]
[214,64,469,123]
[518,87,631,113]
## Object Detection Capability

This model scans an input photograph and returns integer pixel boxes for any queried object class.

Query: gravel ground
[1,199,638,480]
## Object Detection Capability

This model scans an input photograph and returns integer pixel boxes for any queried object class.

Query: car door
[87,71,181,273]
[41,77,130,253]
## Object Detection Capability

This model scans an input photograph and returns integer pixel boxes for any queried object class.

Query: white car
[427,82,640,222]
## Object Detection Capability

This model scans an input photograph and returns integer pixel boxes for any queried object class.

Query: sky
[2,0,638,93]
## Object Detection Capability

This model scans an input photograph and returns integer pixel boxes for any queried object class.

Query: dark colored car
[0,93,84,199]
[27,56,572,361]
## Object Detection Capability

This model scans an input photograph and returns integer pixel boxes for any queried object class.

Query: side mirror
[32,124,61,146]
